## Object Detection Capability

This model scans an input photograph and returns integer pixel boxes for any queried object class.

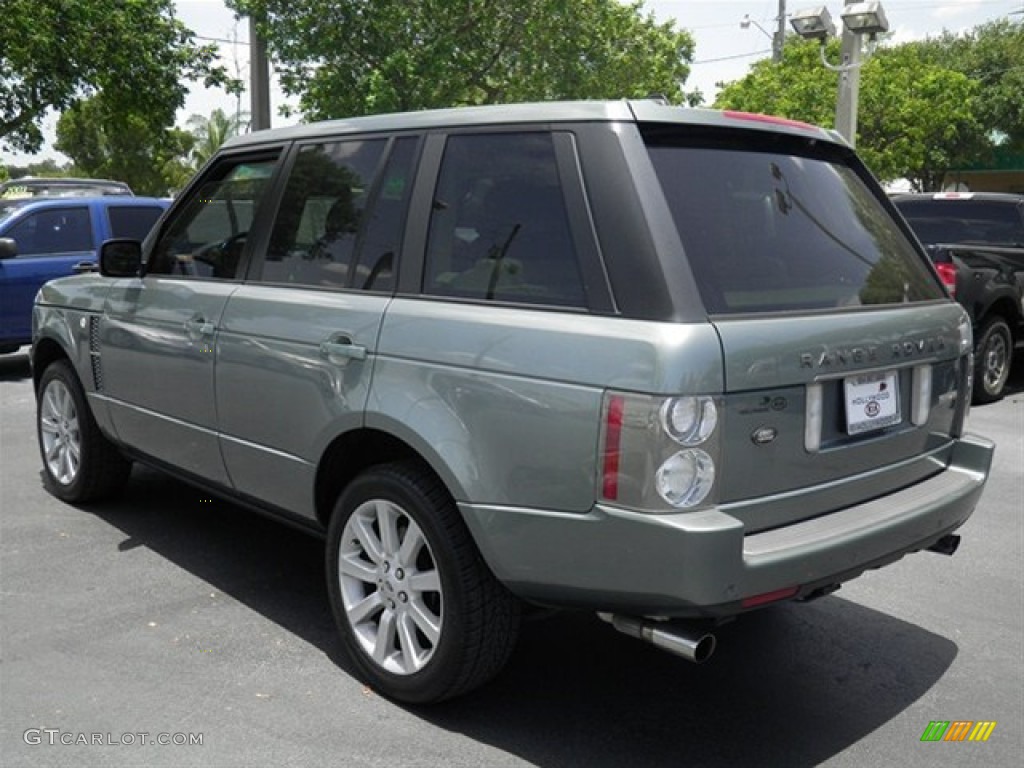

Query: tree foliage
[187,109,249,170]
[55,96,196,196]
[1,0,236,154]
[914,20,1024,152]
[715,37,988,190]
[227,0,697,119]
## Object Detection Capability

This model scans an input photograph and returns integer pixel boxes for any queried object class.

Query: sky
[5,0,1024,166]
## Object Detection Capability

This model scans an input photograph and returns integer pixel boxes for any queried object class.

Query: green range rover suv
[30,100,994,703]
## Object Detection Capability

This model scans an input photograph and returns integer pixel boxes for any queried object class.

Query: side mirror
[0,237,17,260]
[99,239,144,277]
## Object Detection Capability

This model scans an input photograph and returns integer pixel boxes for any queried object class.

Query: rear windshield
[645,130,944,314]
[893,199,1024,246]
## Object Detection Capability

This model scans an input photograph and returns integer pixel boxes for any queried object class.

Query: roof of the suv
[219,99,841,151]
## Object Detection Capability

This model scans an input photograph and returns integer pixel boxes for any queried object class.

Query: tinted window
[107,205,165,241]
[646,133,944,314]
[147,157,277,278]
[5,207,93,255]
[894,199,1024,245]
[262,137,414,290]
[424,133,585,307]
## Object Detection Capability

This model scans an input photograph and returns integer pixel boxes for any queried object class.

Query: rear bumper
[460,434,994,617]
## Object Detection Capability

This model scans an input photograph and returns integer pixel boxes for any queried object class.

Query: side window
[147,156,277,279]
[107,206,165,241]
[6,207,93,256]
[424,132,585,307]
[351,137,417,292]
[263,139,387,289]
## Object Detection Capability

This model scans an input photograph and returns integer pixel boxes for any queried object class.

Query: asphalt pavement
[1,347,1021,768]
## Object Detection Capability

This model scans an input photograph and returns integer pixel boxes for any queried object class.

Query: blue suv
[0,196,168,353]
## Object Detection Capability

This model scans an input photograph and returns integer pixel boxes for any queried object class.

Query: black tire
[972,317,1012,404]
[326,461,521,703]
[36,360,131,502]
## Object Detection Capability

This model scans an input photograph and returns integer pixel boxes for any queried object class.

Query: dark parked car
[892,192,1024,402]
[0,177,134,199]
[1,196,168,353]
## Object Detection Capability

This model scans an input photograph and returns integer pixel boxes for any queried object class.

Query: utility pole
[774,0,787,63]
[249,16,271,132]
[834,9,861,145]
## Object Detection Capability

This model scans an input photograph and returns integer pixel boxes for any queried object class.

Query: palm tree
[186,108,249,170]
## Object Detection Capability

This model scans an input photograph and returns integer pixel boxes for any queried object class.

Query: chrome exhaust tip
[598,613,716,663]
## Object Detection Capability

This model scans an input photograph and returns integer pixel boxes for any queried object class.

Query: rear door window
[644,129,944,314]
[107,205,165,241]
[261,136,416,292]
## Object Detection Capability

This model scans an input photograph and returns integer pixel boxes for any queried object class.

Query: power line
[693,49,772,65]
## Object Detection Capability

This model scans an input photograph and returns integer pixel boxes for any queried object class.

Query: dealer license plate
[844,370,901,435]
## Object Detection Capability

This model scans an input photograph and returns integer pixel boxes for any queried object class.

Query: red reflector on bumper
[601,395,625,500]
[741,586,799,608]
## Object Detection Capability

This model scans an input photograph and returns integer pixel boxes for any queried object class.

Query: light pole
[789,2,889,146]
[740,0,788,63]
[741,2,786,63]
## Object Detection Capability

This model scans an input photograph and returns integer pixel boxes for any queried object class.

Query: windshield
[893,199,1024,246]
[0,199,30,225]
[644,129,945,315]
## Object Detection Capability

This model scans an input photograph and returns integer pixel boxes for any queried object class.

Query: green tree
[916,20,1024,152]
[55,96,195,196]
[228,0,696,119]
[187,109,249,170]
[1,0,236,154]
[714,37,987,189]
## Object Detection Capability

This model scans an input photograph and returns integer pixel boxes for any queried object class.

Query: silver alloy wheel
[982,331,1009,394]
[39,378,81,486]
[338,499,443,675]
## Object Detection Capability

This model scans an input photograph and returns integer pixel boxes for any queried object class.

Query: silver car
[31,100,994,703]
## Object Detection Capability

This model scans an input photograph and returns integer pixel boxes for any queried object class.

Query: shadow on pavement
[85,465,957,768]
[0,349,31,382]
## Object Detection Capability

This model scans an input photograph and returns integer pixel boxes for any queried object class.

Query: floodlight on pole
[789,2,888,146]
[840,2,889,36]
[789,7,835,41]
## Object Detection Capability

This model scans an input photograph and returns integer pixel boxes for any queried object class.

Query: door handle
[184,318,216,336]
[72,261,97,274]
[319,337,367,362]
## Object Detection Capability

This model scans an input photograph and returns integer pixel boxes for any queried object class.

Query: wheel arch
[976,296,1020,343]
[31,335,72,393]
[313,426,464,530]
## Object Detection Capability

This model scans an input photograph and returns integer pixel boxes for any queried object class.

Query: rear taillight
[935,262,957,297]
[599,392,721,512]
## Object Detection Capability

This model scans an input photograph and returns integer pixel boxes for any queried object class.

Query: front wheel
[36,360,131,502]
[326,462,520,703]
[973,317,1012,404]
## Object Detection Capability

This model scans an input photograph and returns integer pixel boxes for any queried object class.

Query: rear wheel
[326,461,520,703]
[973,317,1012,404]
[36,360,131,502]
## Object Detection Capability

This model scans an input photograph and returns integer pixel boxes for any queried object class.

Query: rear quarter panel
[371,299,723,512]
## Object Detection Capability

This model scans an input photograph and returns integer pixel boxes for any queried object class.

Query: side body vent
[88,316,103,392]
